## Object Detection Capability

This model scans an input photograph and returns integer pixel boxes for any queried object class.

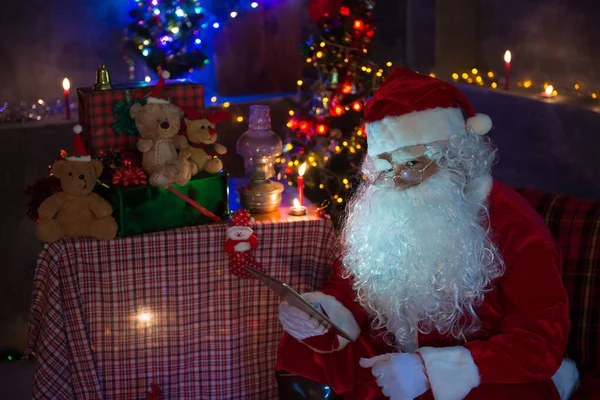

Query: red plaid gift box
[77,82,204,157]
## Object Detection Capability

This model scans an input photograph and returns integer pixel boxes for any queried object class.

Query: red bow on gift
[308,0,342,22]
[112,166,148,187]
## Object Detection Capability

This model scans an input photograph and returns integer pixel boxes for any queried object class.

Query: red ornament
[299,121,309,132]
[366,29,375,38]
[342,82,353,94]
[352,101,363,112]
[332,105,344,116]
[307,0,342,23]
[285,167,293,175]
[316,124,328,135]
[112,166,148,187]
[288,119,299,130]
[339,6,350,16]
[353,20,365,30]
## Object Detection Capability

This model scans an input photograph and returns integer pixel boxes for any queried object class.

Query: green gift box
[100,172,229,237]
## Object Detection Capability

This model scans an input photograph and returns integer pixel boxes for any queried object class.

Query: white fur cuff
[418,346,480,400]
[302,292,361,350]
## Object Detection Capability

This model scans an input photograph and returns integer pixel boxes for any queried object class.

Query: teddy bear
[35,126,118,243]
[179,110,230,175]
[130,70,192,188]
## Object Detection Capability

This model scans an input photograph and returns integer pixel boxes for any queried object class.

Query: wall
[0,0,305,104]
[434,0,600,88]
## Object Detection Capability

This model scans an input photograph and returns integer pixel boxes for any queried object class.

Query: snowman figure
[224,210,264,278]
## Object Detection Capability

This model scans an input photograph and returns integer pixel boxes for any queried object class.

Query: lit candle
[298,162,307,206]
[290,198,307,216]
[504,50,511,91]
[62,78,71,120]
[541,85,558,98]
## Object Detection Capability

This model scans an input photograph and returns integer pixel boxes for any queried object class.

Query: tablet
[244,265,355,342]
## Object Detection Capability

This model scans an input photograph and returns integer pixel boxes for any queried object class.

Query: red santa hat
[364,67,492,156]
[147,69,171,104]
[227,210,255,234]
[66,125,91,162]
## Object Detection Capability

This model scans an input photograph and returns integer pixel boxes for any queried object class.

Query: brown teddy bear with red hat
[224,210,265,278]
[35,125,118,243]
[180,110,230,175]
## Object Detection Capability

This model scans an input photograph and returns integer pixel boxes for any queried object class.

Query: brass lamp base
[239,179,284,214]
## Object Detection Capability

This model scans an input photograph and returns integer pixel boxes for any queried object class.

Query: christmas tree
[125,0,210,79]
[278,0,390,221]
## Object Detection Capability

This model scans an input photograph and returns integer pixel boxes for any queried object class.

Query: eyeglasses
[372,159,435,188]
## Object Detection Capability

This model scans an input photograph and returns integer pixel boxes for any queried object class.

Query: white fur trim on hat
[366,107,466,156]
[147,97,170,104]
[301,291,361,352]
[161,70,171,79]
[466,113,492,136]
[66,155,92,162]
[417,346,480,400]
[73,125,83,134]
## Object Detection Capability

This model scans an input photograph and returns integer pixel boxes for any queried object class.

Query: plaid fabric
[77,83,204,157]
[517,189,600,369]
[26,217,338,399]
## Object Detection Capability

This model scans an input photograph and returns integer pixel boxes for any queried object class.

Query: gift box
[77,81,204,157]
[100,172,228,237]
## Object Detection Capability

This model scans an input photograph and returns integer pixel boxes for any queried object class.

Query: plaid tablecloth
[26,216,338,399]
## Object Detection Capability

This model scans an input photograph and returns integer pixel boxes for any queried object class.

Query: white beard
[342,170,504,351]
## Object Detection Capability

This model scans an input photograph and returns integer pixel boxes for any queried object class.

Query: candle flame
[504,50,512,64]
[545,85,554,96]
[293,198,300,207]
[62,78,70,91]
[298,162,307,176]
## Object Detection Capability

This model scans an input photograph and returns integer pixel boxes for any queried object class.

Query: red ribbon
[112,166,148,187]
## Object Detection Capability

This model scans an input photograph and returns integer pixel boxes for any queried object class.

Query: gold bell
[93,65,114,91]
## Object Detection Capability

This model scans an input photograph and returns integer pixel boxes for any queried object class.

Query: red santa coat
[276,181,570,400]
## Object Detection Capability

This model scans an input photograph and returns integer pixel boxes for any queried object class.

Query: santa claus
[276,68,580,399]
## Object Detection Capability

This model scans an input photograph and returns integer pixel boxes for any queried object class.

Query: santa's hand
[360,353,428,400]
[278,302,328,340]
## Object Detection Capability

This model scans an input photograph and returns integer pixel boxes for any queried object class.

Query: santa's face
[342,156,502,349]
[228,227,252,241]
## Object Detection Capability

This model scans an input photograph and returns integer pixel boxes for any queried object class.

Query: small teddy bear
[180,110,230,175]
[35,126,118,243]
[130,70,192,188]
[224,210,264,279]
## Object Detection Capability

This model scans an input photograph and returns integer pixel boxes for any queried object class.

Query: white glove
[360,353,429,400]
[278,296,328,340]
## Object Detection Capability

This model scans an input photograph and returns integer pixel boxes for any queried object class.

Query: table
[25,181,339,399]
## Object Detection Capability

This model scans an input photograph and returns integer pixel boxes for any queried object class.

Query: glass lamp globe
[236,105,284,213]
